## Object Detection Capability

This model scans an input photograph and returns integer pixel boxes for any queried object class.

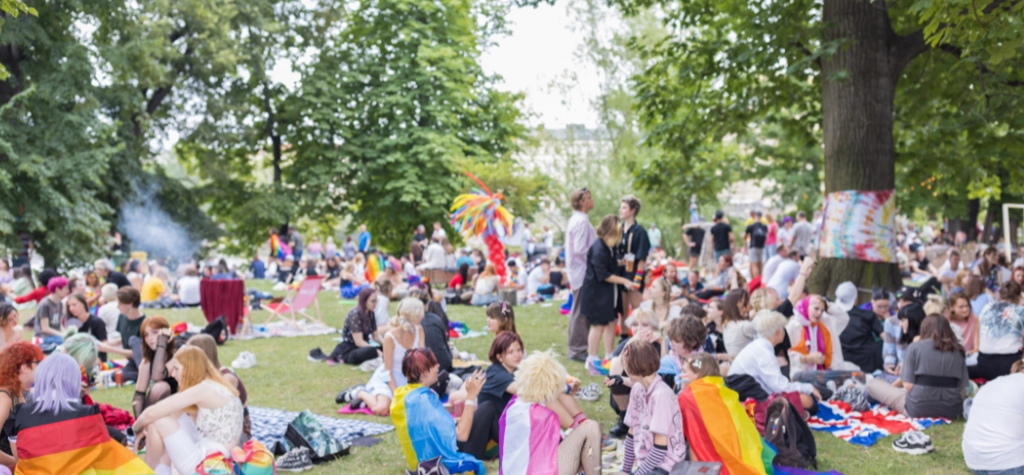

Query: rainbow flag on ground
[13,403,153,475]
[678,376,772,475]
[498,396,560,475]
[390,384,484,475]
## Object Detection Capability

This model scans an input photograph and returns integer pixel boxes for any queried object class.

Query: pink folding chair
[262,276,324,326]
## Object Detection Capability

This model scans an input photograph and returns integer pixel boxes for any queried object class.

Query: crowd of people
[2,190,1024,474]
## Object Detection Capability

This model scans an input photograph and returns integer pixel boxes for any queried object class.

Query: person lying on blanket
[498,350,602,475]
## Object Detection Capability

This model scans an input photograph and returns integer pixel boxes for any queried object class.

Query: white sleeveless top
[196,380,244,454]
[386,329,420,388]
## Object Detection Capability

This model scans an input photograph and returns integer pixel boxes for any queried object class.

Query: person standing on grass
[709,211,734,264]
[565,187,596,362]
[581,215,641,376]
[682,223,705,272]
[744,211,768,279]
[648,222,662,251]
[790,211,814,258]
[358,224,372,253]
[616,195,651,342]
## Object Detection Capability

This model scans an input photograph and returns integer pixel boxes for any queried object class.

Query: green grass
[90,281,971,474]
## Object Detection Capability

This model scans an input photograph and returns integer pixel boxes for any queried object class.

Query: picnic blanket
[807,400,949,446]
[249,406,394,447]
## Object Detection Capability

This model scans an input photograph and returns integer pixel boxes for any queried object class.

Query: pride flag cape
[390,384,484,475]
[270,234,291,259]
[498,396,560,475]
[13,405,153,475]
[807,400,949,447]
[678,376,772,475]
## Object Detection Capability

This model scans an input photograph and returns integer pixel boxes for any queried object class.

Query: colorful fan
[449,172,515,283]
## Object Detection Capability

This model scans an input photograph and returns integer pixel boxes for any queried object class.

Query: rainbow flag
[13,404,153,475]
[498,396,560,475]
[678,376,772,475]
[390,384,484,475]
[365,253,387,283]
[270,234,291,259]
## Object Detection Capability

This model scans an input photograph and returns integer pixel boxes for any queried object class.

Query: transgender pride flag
[498,396,561,475]
[807,400,949,447]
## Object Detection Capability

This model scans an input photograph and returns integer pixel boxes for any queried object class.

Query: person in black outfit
[744,212,769,278]
[409,288,452,373]
[324,287,382,365]
[709,210,734,262]
[615,195,651,340]
[578,215,641,374]
[840,287,887,373]
[683,224,705,271]
[93,259,131,289]
[478,332,523,411]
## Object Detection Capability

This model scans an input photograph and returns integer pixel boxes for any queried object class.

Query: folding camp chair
[262,276,324,326]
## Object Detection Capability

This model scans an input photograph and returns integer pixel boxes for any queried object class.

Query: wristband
[566,384,572,395]
[464,399,477,407]
[633,269,645,283]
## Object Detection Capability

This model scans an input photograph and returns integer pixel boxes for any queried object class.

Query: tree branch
[790,40,821,69]
[938,44,1024,88]
[889,30,930,83]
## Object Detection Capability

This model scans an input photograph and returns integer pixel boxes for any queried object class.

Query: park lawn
[90,281,971,474]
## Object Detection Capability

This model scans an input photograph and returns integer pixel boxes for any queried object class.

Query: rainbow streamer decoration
[391,384,484,475]
[678,376,772,475]
[449,172,514,238]
[270,233,291,260]
[365,253,387,283]
[498,396,560,475]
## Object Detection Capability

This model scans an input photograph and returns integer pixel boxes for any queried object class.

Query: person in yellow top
[140,268,174,305]
[742,209,764,228]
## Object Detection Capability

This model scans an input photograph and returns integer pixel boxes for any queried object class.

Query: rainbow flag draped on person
[270,233,291,259]
[498,396,560,475]
[390,384,484,475]
[365,253,387,283]
[12,405,153,475]
[678,376,773,475]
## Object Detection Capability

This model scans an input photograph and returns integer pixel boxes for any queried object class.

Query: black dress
[578,239,618,326]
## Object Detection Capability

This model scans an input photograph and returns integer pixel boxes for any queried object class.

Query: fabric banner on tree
[817,190,897,263]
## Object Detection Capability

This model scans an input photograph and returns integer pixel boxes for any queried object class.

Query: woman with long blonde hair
[133,346,243,475]
[470,263,501,307]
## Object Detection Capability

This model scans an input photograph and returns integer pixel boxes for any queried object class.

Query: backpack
[284,409,349,464]
[763,397,817,469]
[203,315,229,345]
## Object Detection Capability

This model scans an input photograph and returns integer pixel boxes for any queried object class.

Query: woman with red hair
[0,342,44,472]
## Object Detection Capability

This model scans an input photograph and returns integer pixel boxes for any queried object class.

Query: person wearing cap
[709,210,734,264]
[838,282,886,373]
[744,211,768,279]
[883,286,921,374]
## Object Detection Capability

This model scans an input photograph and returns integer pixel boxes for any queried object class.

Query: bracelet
[464,399,477,407]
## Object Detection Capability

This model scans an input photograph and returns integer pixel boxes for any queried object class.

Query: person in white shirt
[431,222,447,241]
[648,222,662,249]
[761,245,787,284]
[417,238,447,270]
[729,310,821,410]
[96,283,122,343]
[177,266,201,307]
[937,248,962,293]
[542,226,555,249]
[767,251,802,300]
[565,188,596,362]
[963,369,1024,474]
[526,258,553,298]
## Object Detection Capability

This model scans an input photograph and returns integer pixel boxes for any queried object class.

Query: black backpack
[763,397,817,469]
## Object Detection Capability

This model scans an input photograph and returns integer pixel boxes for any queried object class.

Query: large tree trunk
[809,0,904,297]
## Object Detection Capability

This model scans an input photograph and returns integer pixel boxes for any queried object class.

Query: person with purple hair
[33,276,69,352]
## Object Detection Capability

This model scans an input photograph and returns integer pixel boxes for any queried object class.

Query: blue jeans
[974,467,1024,475]
[39,335,63,353]
[470,293,498,307]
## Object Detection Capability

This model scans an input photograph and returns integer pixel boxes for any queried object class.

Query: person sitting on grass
[314,287,382,365]
[0,342,44,473]
[336,297,425,416]
[187,334,251,441]
[962,359,1024,475]
[132,346,243,475]
[974,280,1024,381]
[34,276,69,350]
[8,354,151,475]
[485,301,517,336]
[498,350,602,475]
[0,305,23,353]
[604,308,665,437]
[469,263,501,307]
[727,310,821,411]
[132,316,178,418]
[786,293,855,381]
[866,315,969,420]
[612,338,688,475]
[390,348,486,473]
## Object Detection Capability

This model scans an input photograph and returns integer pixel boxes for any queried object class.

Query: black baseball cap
[714,210,725,220]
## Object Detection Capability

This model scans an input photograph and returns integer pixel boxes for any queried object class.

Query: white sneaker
[231,351,257,369]
[358,357,382,372]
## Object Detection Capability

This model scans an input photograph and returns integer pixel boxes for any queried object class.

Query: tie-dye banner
[817,190,897,263]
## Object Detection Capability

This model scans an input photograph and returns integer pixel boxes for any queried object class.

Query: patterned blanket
[249,406,394,447]
[807,400,949,446]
